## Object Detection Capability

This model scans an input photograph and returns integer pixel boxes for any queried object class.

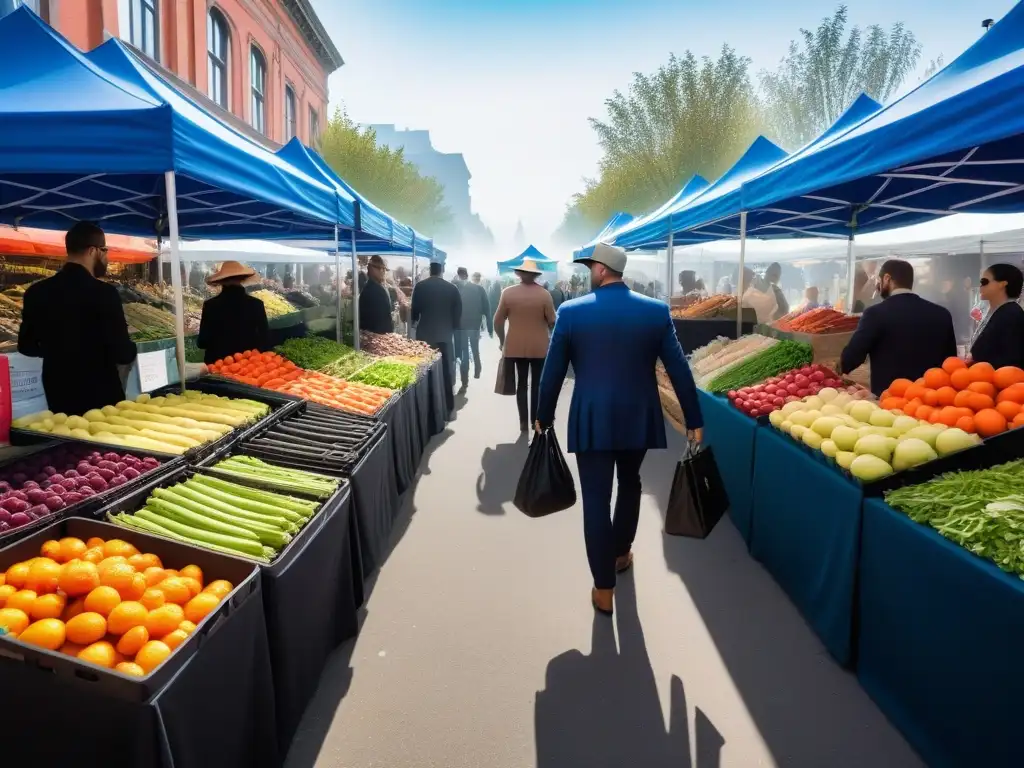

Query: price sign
[137,350,169,393]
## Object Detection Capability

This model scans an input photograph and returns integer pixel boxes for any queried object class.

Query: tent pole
[410,235,417,339]
[334,225,341,344]
[736,211,747,339]
[164,171,186,392]
[666,230,674,304]
[351,229,360,351]
[844,234,857,312]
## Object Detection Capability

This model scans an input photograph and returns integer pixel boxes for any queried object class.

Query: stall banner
[4,352,45,422]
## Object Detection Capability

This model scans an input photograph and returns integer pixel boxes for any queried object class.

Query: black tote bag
[514,429,577,517]
[665,440,729,538]
[494,358,516,396]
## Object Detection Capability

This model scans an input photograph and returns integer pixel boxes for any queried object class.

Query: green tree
[563,47,763,235]
[319,108,451,236]
[759,5,922,149]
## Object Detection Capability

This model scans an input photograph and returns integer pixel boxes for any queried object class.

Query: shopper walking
[453,268,493,390]
[535,244,703,617]
[196,261,269,365]
[18,221,137,415]
[494,259,556,431]
[412,261,462,416]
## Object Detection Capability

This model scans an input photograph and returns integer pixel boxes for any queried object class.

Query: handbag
[665,440,729,538]
[513,428,577,518]
[494,358,516,396]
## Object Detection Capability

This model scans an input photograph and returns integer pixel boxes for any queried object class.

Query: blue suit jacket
[536,282,703,453]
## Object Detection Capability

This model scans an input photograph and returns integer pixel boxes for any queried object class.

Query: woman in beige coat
[494,259,557,431]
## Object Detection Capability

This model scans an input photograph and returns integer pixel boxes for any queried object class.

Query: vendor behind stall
[359,255,395,334]
[196,261,268,365]
[969,263,1024,369]
[18,222,137,415]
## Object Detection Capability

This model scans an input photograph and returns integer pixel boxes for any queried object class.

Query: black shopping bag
[514,429,577,517]
[665,441,729,538]
[495,358,516,396]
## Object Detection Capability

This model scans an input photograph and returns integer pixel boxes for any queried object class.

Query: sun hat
[575,242,627,273]
[514,258,544,275]
[206,261,257,285]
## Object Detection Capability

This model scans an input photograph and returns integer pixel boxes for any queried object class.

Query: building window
[309,107,320,147]
[285,85,297,141]
[250,45,266,134]
[129,0,159,61]
[207,8,229,109]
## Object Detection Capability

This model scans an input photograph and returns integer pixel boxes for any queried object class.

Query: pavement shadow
[283,638,356,768]
[534,577,723,768]
[475,434,530,515]
[641,427,919,767]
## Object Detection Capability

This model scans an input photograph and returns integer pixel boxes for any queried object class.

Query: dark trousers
[429,341,455,415]
[453,329,481,384]
[575,450,648,590]
[510,357,544,426]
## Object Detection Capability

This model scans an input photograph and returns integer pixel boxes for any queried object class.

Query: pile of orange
[879,358,1024,437]
[0,537,233,677]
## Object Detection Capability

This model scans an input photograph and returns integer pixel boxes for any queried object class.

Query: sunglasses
[92,245,109,254]
[979,277,990,286]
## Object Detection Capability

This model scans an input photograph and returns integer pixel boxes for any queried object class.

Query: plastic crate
[0,517,259,702]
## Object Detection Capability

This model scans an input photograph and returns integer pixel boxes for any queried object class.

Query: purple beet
[103,452,120,463]
[43,496,65,511]
[123,467,141,481]
[76,462,92,475]
[10,512,31,527]
[64,492,84,505]
[25,489,48,505]
[88,476,108,492]
[0,482,11,493]
[0,510,11,524]
[109,476,127,487]
[64,469,78,479]
[142,457,160,469]
[97,460,117,472]
[60,478,77,491]
[1,498,25,513]
[96,468,115,482]
[115,462,127,473]
[42,466,57,477]
[78,486,96,498]
[33,474,48,484]
[10,491,27,503]
[0,521,10,532]
[21,480,38,491]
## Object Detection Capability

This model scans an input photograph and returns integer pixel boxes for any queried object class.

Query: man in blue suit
[535,243,703,616]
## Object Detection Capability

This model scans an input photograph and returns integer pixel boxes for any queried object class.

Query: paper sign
[5,352,47,419]
[137,350,169,393]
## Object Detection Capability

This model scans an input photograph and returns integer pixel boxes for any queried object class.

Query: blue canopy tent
[740,5,1024,308]
[0,8,349,376]
[497,245,559,274]
[573,212,635,260]
[609,175,710,251]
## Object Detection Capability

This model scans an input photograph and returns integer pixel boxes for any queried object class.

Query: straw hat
[514,258,544,275]
[206,260,257,285]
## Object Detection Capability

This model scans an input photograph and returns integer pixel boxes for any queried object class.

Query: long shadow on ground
[476,433,530,515]
[535,576,723,767]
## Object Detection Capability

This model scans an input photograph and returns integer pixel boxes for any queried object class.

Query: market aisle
[285,340,921,768]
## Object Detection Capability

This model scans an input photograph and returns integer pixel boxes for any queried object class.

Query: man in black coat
[840,259,957,396]
[453,268,492,390]
[359,255,395,335]
[412,262,462,415]
[18,221,137,415]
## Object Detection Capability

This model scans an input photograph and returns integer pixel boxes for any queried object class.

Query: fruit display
[0,448,162,534]
[206,456,341,498]
[878,359,1024,437]
[0,536,233,675]
[275,335,368,374]
[348,361,418,390]
[12,392,270,455]
[208,350,394,415]
[885,460,1024,577]
[727,364,872,417]
[108,474,321,562]
[774,307,860,333]
[768,390,981,481]
[251,289,299,318]
[705,340,814,394]
[671,295,738,319]
[360,331,437,359]
[242,407,384,474]
[690,335,779,389]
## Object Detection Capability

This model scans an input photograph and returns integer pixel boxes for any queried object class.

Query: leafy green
[348,361,417,390]
[276,335,364,372]
[705,340,813,393]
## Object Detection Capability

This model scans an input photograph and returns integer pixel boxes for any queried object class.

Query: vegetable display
[691,335,779,389]
[0,536,233,675]
[275,336,363,372]
[251,289,298,318]
[671,295,738,319]
[885,460,1024,576]
[768,391,980,481]
[728,364,872,417]
[360,331,437,359]
[879,359,1024,437]
[242,407,383,473]
[349,361,417,390]
[705,340,813,394]
[124,303,178,342]
[207,456,340,499]
[0,448,161,533]
[12,392,269,455]
[108,474,320,562]
[774,307,859,333]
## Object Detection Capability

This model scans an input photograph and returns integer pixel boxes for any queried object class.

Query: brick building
[1,0,342,148]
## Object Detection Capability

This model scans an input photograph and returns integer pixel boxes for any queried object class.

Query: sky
[309,0,1017,258]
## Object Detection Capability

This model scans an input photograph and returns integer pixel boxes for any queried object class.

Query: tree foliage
[759,5,921,149]
[319,108,451,236]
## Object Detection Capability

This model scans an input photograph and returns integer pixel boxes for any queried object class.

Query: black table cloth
[380,392,417,494]
[414,369,432,454]
[427,358,448,436]
[1,576,278,768]
[347,431,400,578]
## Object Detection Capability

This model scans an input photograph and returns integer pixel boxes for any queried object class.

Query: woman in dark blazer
[197,261,269,365]
[970,263,1024,370]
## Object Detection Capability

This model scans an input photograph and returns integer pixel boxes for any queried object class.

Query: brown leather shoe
[591,587,613,616]
[615,552,634,573]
